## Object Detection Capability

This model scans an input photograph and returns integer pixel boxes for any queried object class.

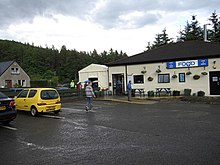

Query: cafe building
[107,41,220,96]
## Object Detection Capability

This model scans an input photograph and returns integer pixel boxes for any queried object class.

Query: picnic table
[155,87,171,96]
[132,88,145,97]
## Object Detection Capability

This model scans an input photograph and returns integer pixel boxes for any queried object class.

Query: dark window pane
[134,75,144,84]
[0,92,7,99]
[179,73,185,82]
[41,90,59,99]
[28,90,37,98]
[18,90,28,98]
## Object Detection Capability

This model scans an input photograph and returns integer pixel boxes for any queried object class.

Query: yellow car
[14,88,61,117]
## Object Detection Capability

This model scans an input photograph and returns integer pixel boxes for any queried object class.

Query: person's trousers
[128,90,132,101]
[86,97,93,110]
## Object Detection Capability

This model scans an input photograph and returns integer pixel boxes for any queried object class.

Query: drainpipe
[107,67,110,90]
[125,65,128,92]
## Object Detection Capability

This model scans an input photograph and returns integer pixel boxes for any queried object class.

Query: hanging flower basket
[201,71,207,75]
[186,71,192,75]
[141,70,147,74]
[156,69,161,73]
[148,77,153,81]
[193,74,200,80]
[172,75,177,79]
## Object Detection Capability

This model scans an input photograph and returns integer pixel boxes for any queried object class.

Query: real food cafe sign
[166,59,208,69]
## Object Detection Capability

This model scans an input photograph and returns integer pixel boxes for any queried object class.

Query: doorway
[5,80,12,88]
[88,77,99,91]
[209,71,220,95]
[112,74,124,95]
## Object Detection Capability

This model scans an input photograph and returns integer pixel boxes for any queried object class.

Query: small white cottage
[78,64,108,90]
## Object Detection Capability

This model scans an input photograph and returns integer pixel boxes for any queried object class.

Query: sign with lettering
[166,59,208,69]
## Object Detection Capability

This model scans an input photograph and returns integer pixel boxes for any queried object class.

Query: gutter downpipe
[125,65,128,92]
[107,67,109,87]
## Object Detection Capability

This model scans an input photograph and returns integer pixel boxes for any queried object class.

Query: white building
[107,41,220,96]
[78,64,109,90]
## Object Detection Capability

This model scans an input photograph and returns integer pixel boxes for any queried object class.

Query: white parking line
[62,107,96,112]
[40,115,65,119]
[62,107,83,112]
[1,125,17,131]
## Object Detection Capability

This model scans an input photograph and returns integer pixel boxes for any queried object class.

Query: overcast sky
[0,0,219,55]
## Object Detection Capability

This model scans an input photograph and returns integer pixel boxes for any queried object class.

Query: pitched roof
[107,41,220,66]
[0,61,14,76]
[79,63,108,73]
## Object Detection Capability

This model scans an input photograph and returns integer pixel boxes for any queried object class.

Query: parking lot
[1,100,220,165]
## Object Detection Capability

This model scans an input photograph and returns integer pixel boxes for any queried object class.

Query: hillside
[0,39,127,84]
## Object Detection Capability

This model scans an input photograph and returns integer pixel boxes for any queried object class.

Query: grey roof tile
[0,61,14,76]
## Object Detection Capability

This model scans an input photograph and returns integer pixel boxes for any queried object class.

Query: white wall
[108,66,126,91]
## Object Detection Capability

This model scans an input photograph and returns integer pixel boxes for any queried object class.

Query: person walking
[85,81,96,111]
[127,80,132,101]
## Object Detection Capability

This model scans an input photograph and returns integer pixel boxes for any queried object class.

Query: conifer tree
[180,15,203,41]
[208,11,220,42]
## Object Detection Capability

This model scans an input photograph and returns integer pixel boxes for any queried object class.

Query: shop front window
[134,75,144,84]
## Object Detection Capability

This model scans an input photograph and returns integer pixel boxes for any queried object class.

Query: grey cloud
[0,0,219,29]
[160,0,220,12]
[91,0,220,29]
[0,0,95,28]
[94,11,161,29]
[91,0,161,29]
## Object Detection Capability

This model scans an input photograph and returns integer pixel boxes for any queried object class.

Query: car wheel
[54,110,60,114]
[30,107,38,117]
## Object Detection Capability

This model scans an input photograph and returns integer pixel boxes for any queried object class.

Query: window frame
[179,73,186,83]
[28,90,37,98]
[133,75,144,84]
[158,74,170,83]
[17,90,28,98]
[41,90,59,100]
[11,67,20,75]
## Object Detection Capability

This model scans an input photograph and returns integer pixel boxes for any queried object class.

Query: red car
[0,91,17,124]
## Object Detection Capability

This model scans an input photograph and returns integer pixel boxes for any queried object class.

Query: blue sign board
[166,59,208,69]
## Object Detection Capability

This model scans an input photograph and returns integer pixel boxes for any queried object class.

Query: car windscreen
[0,92,8,99]
[41,90,59,100]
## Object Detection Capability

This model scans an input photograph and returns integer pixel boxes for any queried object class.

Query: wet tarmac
[0,99,220,165]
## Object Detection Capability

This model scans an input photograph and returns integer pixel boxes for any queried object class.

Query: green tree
[180,15,203,41]
[208,11,220,42]
[147,28,173,50]
[0,39,128,85]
